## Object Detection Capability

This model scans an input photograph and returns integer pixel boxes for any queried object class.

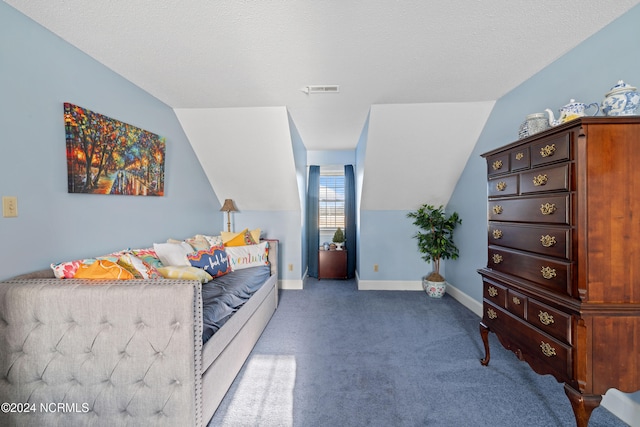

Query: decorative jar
[525,112,550,135]
[601,80,639,116]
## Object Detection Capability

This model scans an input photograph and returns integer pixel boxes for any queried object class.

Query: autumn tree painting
[64,103,165,196]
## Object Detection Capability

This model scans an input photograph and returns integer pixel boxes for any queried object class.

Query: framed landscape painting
[64,102,165,196]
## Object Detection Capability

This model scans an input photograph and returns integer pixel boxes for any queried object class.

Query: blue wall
[446,4,640,302]
[0,3,221,280]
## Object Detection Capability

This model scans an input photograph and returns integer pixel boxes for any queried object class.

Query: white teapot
[545,99,599,127]
[601,80,640,116]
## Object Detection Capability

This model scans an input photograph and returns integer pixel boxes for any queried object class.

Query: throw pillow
[203,234,224,247]
[51,251,123,279]
[74,259,135,280]
[225,241,269,270]
[119,253,161,279]
[153,242,194,266]
[187,245,231,278]
[131,248,164,269]
[223,229,258,247]
[221,228,261,245]
[185,235,212,251]
[157,266,213,283]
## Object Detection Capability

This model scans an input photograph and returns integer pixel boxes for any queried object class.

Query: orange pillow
[74,260,135,280]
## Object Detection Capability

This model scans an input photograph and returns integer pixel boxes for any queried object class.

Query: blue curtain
[307,165,320,278]
[344,165,356,278]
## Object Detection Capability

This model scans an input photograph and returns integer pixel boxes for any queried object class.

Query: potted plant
[407,204,462,297]
[332,227,345,250]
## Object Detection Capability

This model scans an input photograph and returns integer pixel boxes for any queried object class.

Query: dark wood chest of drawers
[478,117,640,427]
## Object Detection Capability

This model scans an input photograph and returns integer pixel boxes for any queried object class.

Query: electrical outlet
[374,264,379,272]
[288,264,293,271]
[2,196,18,218]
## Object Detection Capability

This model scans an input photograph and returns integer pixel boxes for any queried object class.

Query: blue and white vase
[602,80,639,116]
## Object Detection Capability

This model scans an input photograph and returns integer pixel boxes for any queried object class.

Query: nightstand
[318,250,347,279]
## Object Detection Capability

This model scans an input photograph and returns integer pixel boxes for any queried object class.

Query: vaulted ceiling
[7,1,639,151]
[6,1,640,212]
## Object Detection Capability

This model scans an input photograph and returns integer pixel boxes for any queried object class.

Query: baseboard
[445,283,483,317]
[357,279,422,291]
[279,279,303,290]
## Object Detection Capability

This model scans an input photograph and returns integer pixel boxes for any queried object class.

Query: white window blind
[319,167,345,232]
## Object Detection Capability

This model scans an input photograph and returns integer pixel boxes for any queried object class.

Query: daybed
[0,239,279,427]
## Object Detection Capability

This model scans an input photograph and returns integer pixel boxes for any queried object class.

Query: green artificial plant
[332,227,345,244]
[407,204,462,282]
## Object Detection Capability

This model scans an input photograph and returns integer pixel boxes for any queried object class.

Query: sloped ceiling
[174,107,300,211]
[5,0,639,150]
[362,101,494,210]
[6,1,640,212]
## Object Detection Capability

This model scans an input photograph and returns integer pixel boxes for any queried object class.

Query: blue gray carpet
[208,278,628,426]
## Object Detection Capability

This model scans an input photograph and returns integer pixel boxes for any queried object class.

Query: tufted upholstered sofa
[0,241,278,427]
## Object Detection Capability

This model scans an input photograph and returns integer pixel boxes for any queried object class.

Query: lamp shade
[220,199,238,212]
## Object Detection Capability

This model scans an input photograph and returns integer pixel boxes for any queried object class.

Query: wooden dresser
[478,117,640,427]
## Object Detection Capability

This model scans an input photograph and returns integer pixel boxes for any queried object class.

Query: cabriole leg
[479,321,491,366]
[564,384,602,427]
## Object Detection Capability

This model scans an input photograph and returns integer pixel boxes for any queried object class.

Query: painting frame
[64,102,165,196]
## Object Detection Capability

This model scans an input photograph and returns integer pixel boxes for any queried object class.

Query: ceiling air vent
[301,85,340,94]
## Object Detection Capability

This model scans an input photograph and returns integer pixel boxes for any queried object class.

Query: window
[319,166,345,243]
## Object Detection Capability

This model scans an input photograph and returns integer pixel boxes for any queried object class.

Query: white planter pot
[422,278,447,298]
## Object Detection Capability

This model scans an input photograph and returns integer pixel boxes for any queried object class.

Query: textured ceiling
[6,0,640,150]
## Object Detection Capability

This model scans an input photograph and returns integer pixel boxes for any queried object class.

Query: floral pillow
[131,248,164,269]
[185,235,212,251]
[118,253,162,279]
[187,245,231,278]
[203,234,224,247]
[51,251,123,279]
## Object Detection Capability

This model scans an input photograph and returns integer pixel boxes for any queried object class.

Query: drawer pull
[512,296,521,305]
[533,174,548,186]
[496,181,507,191]
[540,235,557,247]
[541,266,557,279]
[540,203,557,215]
[538,311,555,326]
[492,229,503,239]
[487,308,497,319]
[540,341,557,357]
[488,286,498,297]
[492,254,503,264]
[540,144,556,158]
[515,152,524,160]
[492,205,503,215]
[492,160,503,170]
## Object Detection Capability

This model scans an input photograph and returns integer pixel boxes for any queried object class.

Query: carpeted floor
[208,278,628,426]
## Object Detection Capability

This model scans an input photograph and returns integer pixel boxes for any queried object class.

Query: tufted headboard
[0,279,203,427]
